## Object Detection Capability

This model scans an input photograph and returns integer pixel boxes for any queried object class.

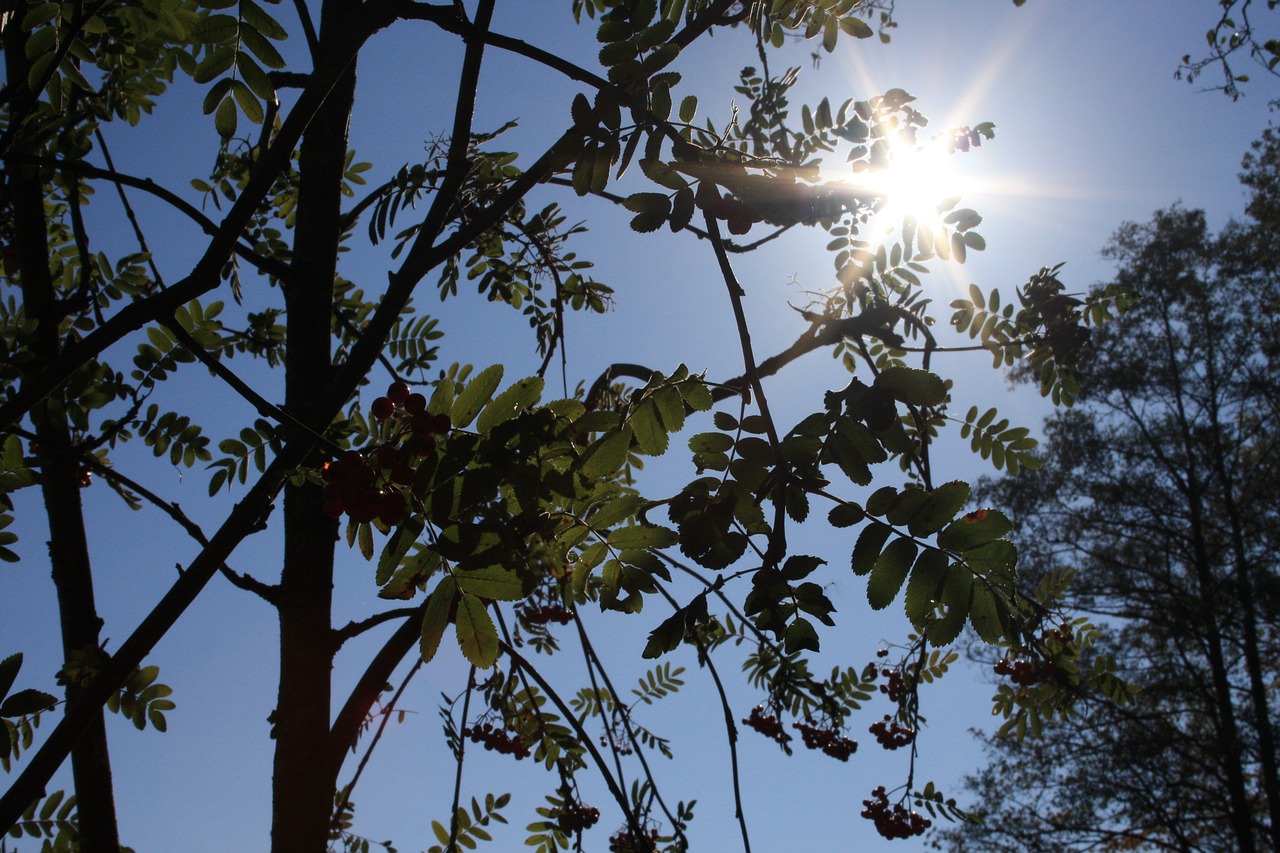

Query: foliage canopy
[0,0,1133,850]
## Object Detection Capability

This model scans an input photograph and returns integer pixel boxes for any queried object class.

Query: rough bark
[269,3,357,849]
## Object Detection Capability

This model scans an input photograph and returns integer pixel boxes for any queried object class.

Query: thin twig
[161,319,343,455]
[704,208,787,566]
[498,637,645,840]
[447,666,476,851]
[650,582,752,852]
[573,615,689,849]
[333,657,424,826]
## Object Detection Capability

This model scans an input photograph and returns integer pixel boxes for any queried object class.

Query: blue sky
[3,2,1277,851]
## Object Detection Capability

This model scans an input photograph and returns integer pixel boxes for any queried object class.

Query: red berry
[376,491,407,526]
[371,396,394,420]
[404,393,427,415]
[727,213,753,235]
[387,381,411,404]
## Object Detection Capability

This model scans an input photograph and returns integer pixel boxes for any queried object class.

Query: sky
[2,2,1278,852]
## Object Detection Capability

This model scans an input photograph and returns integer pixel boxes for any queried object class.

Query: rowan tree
[0,1,1127,851]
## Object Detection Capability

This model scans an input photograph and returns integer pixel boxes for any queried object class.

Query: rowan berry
[387,381,411,404]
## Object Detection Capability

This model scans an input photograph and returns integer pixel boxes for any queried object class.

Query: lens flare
[845,137,972,229]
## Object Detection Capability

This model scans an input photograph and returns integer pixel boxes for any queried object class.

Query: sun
[845,136,974,229]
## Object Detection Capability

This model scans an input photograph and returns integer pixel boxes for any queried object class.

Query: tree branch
[332,607,420,649]
[327,603,426,773]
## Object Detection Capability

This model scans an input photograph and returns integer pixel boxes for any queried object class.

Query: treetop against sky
[1,1,1277,851]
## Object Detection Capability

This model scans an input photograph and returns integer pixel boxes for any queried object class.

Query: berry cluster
[461,723,531,760]
[793,718,858,761]
[742,706,791,745]
[993,657,1057,686]
[321,450,408,525]
[526,604,574,625]
[1044,620,1074,645]
[369,381,451,455]
[608,828,660,852]
[860,787,931,840]
[869,715,915,750]
[878,668,907,702]
[598,734,633,756]
[701,193,763,235]
[554,802,600,834]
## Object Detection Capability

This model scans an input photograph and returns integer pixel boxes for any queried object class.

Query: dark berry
[387,382,411,405]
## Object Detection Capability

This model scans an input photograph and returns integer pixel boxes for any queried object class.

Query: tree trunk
[4,23,122,850]
[1154,302,1259,852]
[5,28,122,853]
[270,6,357,850]
[1200,321,1280,848]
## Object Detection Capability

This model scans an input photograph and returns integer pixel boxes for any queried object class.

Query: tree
[0,1,1125,851]
[937,144,1280,852]
[1175,0,1280,100]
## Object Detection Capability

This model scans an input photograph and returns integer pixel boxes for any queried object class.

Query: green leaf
[230,79,263,124]
[827,502,864,528]
[642,609,686,659]
[937,509,1014,552]
[476,376,543,434]
[239,0,288,40]
[885,485,929,527]
[236,52,275,101]
[839,15,874,38]
[0,689,57,718]
[214,96,237,138]
[589,494,644,530]
[926,569,973,646]
[0,654,22,703]
[454,566,526,601]
[191,13,238,43]
[851,521,891,576]
[867,537,917,610]
[450,364,504,429]
[904,548,949,630]
[420,578,457,663]
[865,485,898,517]
[969,582,1007,643]
[376,519,424,586]
[581,427,632,479]
[874,366,947,406]
[455,596,500,668]
[679,94,697,122]
[908,481,971,537]
[630,399,668,455]
[630,210,667,232]
[688,432,732,453]
[607,524,677,549]
[240,24,286,68]
[784,617,820,653]
[193,45,236,83]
